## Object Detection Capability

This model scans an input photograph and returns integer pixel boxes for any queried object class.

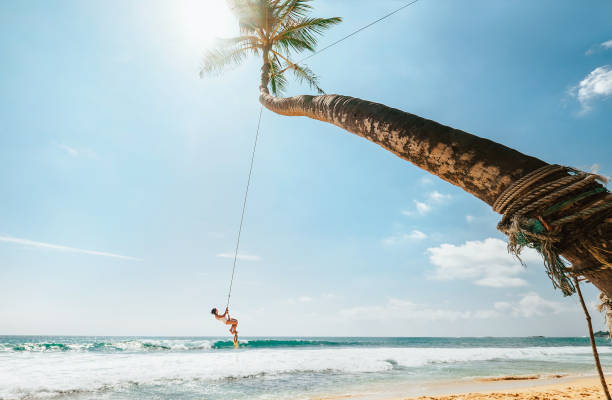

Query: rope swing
[213,0,422,347]
[212,106,262,349]
[226,105,264,311]
[222,0,422,308]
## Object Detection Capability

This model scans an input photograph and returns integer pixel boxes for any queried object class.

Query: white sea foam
[0,339,214,353]
[0,346,608,399]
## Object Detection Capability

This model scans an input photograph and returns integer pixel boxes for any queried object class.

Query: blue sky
[1,0,611,336]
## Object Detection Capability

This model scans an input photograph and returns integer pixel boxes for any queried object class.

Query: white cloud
[402,192,451,216]
[382,230,427,245]
[571,65,612,113]
[466,215,475,223]
[402,202,430,216]
[298,296,313,303]
[427,238,540,288]
[494,292,567,317]
[58,144,98,158]
[420,176,434,185]
[340,293,567,324]
[415,200,431,215]
[586,40,612,55]
[409,230,427,240]
[428,190,451,202]
[59,144,79,156]
[216,252,261,261]
[0,235,141,261]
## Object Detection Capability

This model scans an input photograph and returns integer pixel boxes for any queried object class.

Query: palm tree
[201,1,611,301]
[201,0,340,95]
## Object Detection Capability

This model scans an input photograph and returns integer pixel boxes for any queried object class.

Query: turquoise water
[1,336,610,399]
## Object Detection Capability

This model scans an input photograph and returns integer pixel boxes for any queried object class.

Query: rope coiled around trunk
[493,164,611,296]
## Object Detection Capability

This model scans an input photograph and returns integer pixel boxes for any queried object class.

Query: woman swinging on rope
[211,307,238,346]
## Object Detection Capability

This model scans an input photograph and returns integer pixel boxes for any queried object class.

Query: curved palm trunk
[259,89,545,206]
[258,58,612,299]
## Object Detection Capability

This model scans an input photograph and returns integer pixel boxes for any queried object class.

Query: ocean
[1,336,611,400]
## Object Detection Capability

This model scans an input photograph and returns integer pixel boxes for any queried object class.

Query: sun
[175,0,237,47]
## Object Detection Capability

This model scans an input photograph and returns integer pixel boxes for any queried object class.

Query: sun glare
[175,0,237,48]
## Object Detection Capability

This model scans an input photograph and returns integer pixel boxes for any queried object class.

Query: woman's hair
[211,308,217,315]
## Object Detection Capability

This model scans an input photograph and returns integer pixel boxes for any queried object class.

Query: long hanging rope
[226,105,263,310]
[224,0,424,308]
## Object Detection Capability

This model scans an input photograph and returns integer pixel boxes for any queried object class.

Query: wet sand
[408,375,610,399]
[314,374,612,400]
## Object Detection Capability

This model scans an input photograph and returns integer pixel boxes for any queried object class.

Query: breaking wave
[3,336,608,353]
[1,339,610,400]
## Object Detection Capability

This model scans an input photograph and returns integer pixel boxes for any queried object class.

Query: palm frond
[274,16,342,44]
[274,0,313,24]
[290,63,324,94]
[200,38,260,77]
[216,35,261,47]
[268,57,288,95]
[274,36,315,53]
[269,0,312,36]
[228,0,266,35]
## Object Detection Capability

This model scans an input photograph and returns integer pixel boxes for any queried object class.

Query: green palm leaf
[269,56,288,95]
[290,63,324,94]
[200,37,260,77]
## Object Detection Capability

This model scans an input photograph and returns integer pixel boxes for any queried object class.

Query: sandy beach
[313,375,612,400]
[407,375,611,400]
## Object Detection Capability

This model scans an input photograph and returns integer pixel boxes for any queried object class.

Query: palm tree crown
[200,0,341,95]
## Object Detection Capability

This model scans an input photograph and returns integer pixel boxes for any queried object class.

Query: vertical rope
[574,277,611,400]
[226,105,264,310]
